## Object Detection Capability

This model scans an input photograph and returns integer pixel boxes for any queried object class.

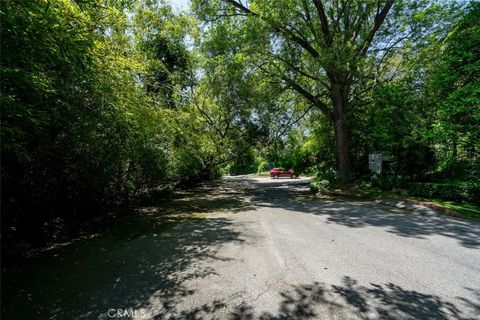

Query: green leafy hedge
[407,182,480,204]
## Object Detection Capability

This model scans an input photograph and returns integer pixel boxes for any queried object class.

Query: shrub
[407,181,480,204]
[371,175,394,191]
[310,180,330,193]
[314,168,340,183]
[257,161,267,175]
[309,168,340,193]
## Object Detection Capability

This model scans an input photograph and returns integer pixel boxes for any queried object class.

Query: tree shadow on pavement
[1,188,249,320]
[239,178,480,249]
[2,178,479,319]
[229,276,478,320]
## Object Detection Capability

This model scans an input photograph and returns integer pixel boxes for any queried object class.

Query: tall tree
[194,0,454,179]
[429,1,480,164]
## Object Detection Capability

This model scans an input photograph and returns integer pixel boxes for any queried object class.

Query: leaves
[0,0,246,247]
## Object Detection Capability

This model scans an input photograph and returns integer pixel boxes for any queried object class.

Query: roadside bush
[310,168,340,193]
[370,175,394,191]
[314,167,341,183]
[310,180,330,193]
[0,1,231,254]
[407,182,480,204]
[257,161,267,175]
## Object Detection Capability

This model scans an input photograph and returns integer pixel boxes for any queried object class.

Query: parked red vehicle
[269,168,297,179]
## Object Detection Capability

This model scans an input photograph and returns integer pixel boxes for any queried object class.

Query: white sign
[369,153,382,174]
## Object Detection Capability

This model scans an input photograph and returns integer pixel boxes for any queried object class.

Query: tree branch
[282,76,333,122]
[357,0,395,55]
[222,0,320,58]
[268,52,325,84]
[274,104,315,138]
[312,0,332,46]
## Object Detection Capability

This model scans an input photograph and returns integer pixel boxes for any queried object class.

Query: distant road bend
[2,175,480,319]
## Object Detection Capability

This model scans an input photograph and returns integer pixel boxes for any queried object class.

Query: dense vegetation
[0,0,270,252]
[1,0,479,254]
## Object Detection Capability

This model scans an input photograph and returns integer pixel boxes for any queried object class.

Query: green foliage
[362,81,436,177]
[429,1,480,166]
[224,149,257,175]
[133,2,196,106]
[370,175,397,191]
[193,0,458,179]
[346,1,478,184]
[310,179,330,194]
[256,160,267,175]
[314,168,341,184]
[0,0,247,249]
[310,167,340,193]
[407,182,480,204]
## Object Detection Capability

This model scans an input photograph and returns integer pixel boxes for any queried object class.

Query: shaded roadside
[1,179,252,319]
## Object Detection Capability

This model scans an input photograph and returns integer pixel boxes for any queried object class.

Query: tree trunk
[331,85,351,180]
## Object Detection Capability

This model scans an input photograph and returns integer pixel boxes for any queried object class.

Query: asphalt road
[2,176,480,319]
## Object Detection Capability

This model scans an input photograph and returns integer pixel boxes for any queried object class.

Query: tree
[0,0,228,249]
[133,1,196,107]
[429,1,480,165]
[193,0,455,179]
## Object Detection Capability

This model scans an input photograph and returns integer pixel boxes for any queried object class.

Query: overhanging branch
[312,0,332,46]
[357,0,395,55]
[222,0,320,58]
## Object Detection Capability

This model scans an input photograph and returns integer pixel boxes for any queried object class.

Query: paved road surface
[2,176,480,319]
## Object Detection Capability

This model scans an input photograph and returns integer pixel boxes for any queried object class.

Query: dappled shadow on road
[235,177,480,249]
[324,205,480,248]
[255,277,477,320]
[2,178,479,319]
[206,276,477,320]
[457,288,480,317]
[1,181,251,320]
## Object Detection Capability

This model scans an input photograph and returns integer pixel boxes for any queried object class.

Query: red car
[269,168,297,179]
